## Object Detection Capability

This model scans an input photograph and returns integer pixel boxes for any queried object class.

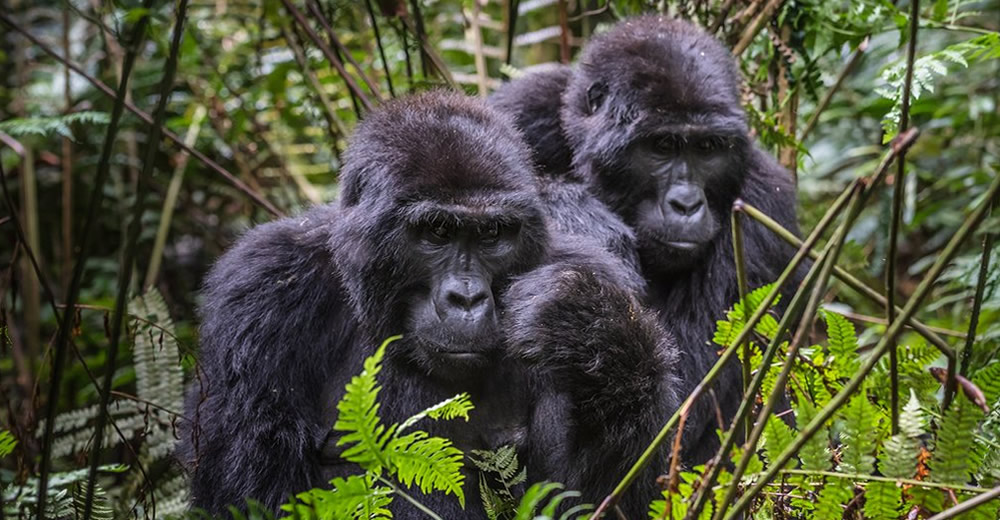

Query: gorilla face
[622,131,747,273]
[331,92,548,381]
[403,216,524,374]
[561,15,751,276]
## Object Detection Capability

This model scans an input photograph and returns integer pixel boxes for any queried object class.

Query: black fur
[491,15,801,469]
[180,91,678,517]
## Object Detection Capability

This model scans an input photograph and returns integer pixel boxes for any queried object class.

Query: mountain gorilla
[179,91,679,517]
[490,15,800,465]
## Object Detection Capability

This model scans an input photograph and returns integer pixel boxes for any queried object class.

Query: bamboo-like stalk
[143,104,206,293]
[739,200,957,360]
[19,149,40,362]
[591,183,858,518]
[712,191,864,520]
[33,2,154,516]
[282,26,350,142]
[685,182,862,519]
[0,13,281,216]
[731,208,750,444]
[467,0,489,97]
[887,0,920,429]
[722,170,1000,520]
[926,485,1000,520]
[61,5,73,290]
[82,2,189,517]
[504,0,521,65]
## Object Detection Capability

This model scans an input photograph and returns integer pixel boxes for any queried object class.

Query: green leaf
[931,399,983,484]
[863,481,902,520]
[795,395,832,471]
[814,479,853,520]
[284,473,393,519]
[398,392,475,432]
[0,430,16,458]
[388,431,466,507]
[0,111,109,140]
[334,336,401,472]
[763,415,795,466]
[972,362,1000,406]
[838,394,880,475]
[823,311,860,378]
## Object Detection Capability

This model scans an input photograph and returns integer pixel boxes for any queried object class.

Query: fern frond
[388,431,466,507]
[334,337,400,472]
[794,395,833,471]
[398,392,474,432]
[763,415,795,466]
[814,479,852,520]
[0,430,16,458]
[930,399,983,484]
[823,311,860,378]
[284,474,392,520]
[972,362,1000,406]
[862,481,901,520]
[0,111,109,139]
[838,394,880,475]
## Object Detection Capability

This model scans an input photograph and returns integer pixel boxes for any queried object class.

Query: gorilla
[179,91,679,518]
[491,15,800,465]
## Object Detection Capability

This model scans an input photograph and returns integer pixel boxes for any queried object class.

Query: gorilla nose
[438,276,494,321]
[666,185,706,217]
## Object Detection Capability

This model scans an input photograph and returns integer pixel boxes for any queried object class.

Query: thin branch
[365,0,395,97]
[781,469,990,494]
[557,0,571,63]
[926,486,1000,520]
[723,168,1000,520]
[829,308,966,339]
[960,201,995,376]
[467,0,489,96]
[0,13,281,216]
[504,0,521,65]
[732,0,783,56]
[709,0,738,33]
[308,0,384,100]
[280,0,374,112]
[731,207,750,445]
[83,2,188,517]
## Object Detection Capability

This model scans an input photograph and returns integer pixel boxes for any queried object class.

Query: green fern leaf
[931,399,983,484]
[838,394,880,475]
[285,474,392,519]
[0,111,109,140]
[823,311,860,378]
[814,479,853,520]
[972,362,1000,406]
[0,430,16,458]
[863,481,901,520]
[763,415,795,465]
[388,431,466,507]
[954,491,1000,520]
[398,392,474,432]
[794,396,833,471]
[334,336,401,472]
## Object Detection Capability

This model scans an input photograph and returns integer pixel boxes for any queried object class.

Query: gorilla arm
[181,205,354,513]
[504,240,679,513]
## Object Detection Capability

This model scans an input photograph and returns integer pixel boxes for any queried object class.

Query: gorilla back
[180,92,550,516]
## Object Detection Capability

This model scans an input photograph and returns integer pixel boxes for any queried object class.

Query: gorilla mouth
[666,240,700,251]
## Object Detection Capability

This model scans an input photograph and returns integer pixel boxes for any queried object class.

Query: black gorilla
[491,15,800,465]
[180,91,678,517]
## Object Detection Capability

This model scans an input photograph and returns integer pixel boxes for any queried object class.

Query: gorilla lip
[666,240,699,251]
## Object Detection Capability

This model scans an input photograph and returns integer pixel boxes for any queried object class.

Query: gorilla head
[561,15,751,274]
[331,92,549,378]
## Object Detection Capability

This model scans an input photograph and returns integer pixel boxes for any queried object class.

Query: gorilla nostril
[669,197,704,216]
[447,291,489,311]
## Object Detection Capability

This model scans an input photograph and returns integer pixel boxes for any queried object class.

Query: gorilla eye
[480,224,501,246]
[696,137,724,152]
[656,135,685,152]
[422,224,451,245]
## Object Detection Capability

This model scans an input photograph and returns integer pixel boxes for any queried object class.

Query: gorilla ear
[585,82,608,115]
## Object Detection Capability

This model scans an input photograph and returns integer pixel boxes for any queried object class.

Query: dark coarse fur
[179,91,678,518]
[492,15,801,471]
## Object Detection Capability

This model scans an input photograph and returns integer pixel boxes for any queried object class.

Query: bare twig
[308,0,384,100]
[731,208,750,444]
[960,201,996,376]
[709,0,738,33]
[557,0,571,63]
[282,0,374,112]
[365,0,395,97]
[926,486,1000,520]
